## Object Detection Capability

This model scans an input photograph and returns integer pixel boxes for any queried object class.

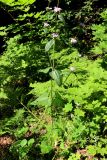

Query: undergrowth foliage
[0,0,107,160]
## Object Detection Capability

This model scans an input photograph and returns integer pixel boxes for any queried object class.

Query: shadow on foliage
[100,56,107,71]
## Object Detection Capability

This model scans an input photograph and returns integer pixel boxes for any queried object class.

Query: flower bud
[70,66,76,72]
[78,54,82,57]
[70,38,77,44]
[46,7,52,11]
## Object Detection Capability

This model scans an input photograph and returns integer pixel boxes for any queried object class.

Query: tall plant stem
[48,0,51,7]
[57,0,60,7]
[52,39,55,69]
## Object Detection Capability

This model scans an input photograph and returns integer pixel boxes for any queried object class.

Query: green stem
[50,79,54,145]
[50,79,53,117]
[48,0,51,7]
[20,100,39,120]
[19,99,49,128]
[57,0,60,7]
[52,39,55,69]
[47,51,53,67]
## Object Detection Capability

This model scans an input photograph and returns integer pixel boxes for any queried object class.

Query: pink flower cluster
[44,6,62,38]
[52,33,59,38]
[54,6,62,13]
[44,22,50,27]
[46,6,62,13]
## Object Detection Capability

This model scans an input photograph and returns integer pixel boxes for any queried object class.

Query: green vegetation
[0,0,107,159]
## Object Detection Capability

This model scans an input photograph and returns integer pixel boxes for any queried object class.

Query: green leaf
[63,103,73,113]
[20,139,27,147]
[40,141,52,154]
[28,138,35,147]
[31,93,51,107]
[0,0,35,6]
[58,14,65,22]
[87,145,96,155]
[0,90,8,99]
[19,147,28,158]
[68,153,80,160]
[39,67,51,73]
[15,127,28,137]
[20,151,27,158]
[50,69,62,86]
[0,31,7,36]
[21,59,28,68]
[53,92,63,107]
[34,12,42,19]
[74,108,85,117]
[0,27,6,30]
[45,39,55,52]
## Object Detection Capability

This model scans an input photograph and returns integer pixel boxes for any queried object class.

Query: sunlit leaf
[30,93,51,107]
[63,103,72,113]
[20,139,27,147]
[28,138,35,147]
[45,39,55,52]
[50,69,62,86]
[39,67,51,73]
[40,141,52,154]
